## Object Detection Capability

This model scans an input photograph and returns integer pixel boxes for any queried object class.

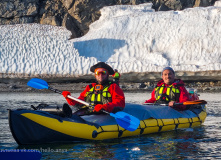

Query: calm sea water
[0,92,221,159]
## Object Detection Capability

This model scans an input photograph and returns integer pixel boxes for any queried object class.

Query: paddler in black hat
[62,62,125,114]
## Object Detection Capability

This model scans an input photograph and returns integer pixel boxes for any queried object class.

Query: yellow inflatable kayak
[9,103,206,145]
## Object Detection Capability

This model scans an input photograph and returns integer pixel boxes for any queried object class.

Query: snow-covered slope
[0,3,220,81]
[73,3,221,73]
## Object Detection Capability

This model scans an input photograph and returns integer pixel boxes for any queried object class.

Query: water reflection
[73,144,115,159]
[131,128,203,159]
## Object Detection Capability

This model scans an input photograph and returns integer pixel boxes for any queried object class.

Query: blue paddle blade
[27,78,49,89]
[110,112,140,131]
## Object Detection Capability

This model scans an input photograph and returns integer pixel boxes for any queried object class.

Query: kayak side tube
[8,104,207,145]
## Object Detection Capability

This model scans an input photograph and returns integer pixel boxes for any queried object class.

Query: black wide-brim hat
[90,62,115,75]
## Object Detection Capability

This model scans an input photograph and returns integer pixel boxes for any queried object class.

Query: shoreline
[1,81,221,93]
[1,70,221,93]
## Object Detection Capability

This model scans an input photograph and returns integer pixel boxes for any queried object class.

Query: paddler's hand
[62,91,73,105]
[168,101,175,108]
[93,104,107,112]
[62,91,71,98]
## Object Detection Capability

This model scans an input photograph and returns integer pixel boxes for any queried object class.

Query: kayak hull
[9,103,207,145]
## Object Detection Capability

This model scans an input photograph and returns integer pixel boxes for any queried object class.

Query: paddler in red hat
[62,62,125,114]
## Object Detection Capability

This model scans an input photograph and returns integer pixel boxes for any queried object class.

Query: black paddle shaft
[48,87,62,94]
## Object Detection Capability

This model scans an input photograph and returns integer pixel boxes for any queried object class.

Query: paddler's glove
[93,104,107,112]
[62,91,73,105]
[62,91,71,98]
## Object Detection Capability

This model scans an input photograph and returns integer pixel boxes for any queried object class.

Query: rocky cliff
[0,0,217,39]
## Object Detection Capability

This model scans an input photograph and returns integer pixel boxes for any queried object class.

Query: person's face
[95,68,109,84]
[162,69,175,85]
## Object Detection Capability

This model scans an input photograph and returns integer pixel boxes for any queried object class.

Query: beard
[96,77,109,85]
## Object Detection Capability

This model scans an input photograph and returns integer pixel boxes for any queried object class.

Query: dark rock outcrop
[0,0,217,39]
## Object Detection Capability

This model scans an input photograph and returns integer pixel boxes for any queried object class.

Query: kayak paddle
[27,78,140,131]
[143,100,207,106]
[175,100,207,105]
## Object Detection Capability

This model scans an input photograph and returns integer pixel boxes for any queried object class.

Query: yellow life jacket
[155,84,180,104]
[84,83,112,106]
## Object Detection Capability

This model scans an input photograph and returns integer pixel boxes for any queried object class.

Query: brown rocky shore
[1,70,221,93]
[1,81,220,93]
